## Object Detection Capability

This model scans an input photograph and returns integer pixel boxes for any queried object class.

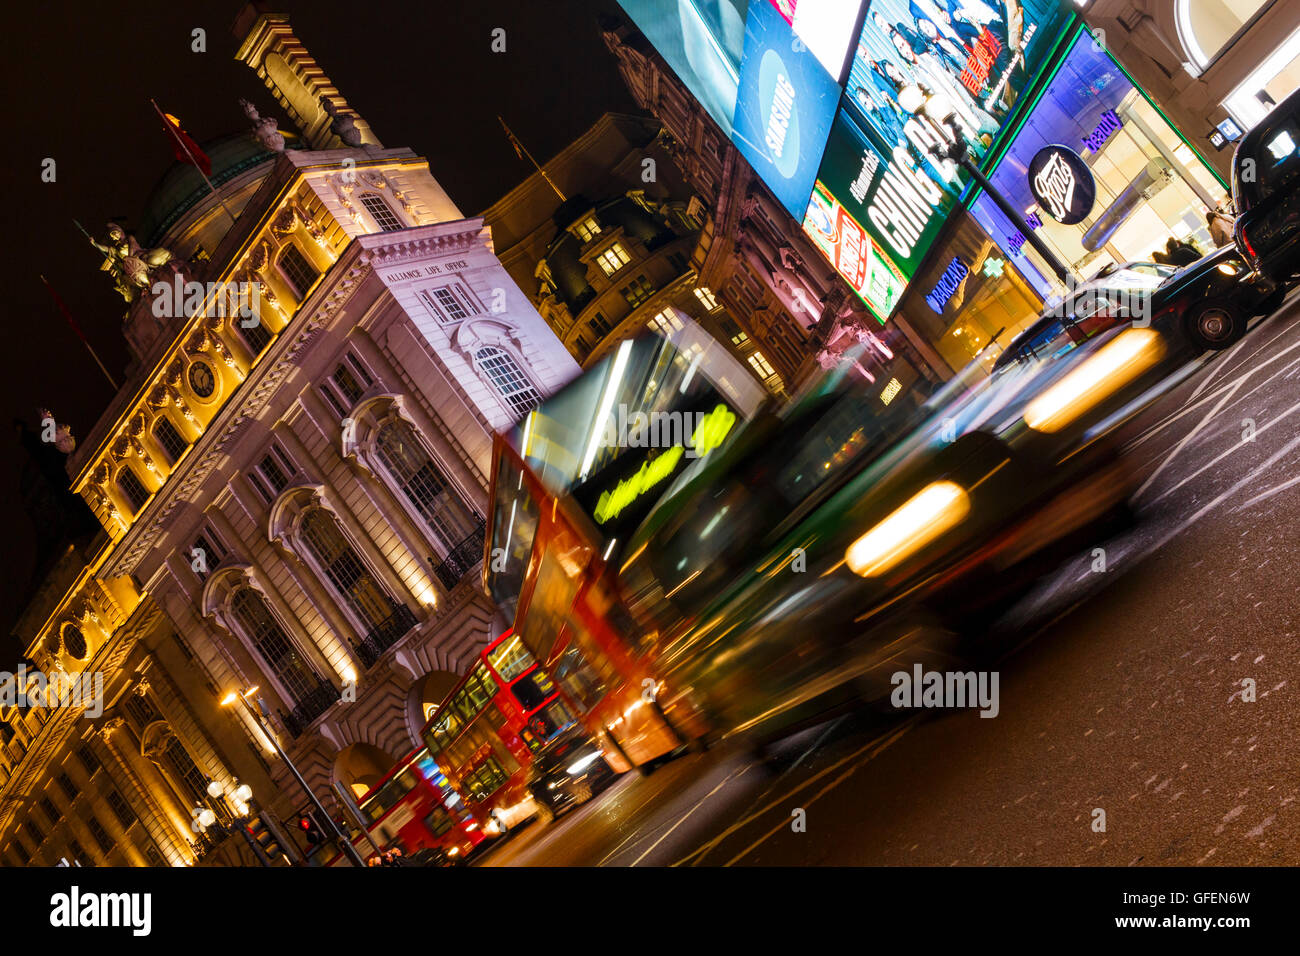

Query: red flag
[40,275,119,390]
[156,105,212,176]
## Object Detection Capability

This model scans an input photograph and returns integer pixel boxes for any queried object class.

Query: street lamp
[901,83,1073,285]
[221,686,366,867]
[191,777,271,866]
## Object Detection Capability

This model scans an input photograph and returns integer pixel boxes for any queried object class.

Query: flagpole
[150,98,238,225]
[39,274,120,392]
[498,116,566,202]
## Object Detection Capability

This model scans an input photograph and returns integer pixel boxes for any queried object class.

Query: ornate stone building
[0,6,577,866]
[598,15,949,395]
[483,112,787,394]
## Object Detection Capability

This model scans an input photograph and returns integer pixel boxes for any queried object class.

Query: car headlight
[565,752,601,775]
[1022,327,1166,434]
[1217,262,1239,275]
[845,481,971,578]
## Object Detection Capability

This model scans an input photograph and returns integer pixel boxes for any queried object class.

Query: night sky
[0,0,640,661]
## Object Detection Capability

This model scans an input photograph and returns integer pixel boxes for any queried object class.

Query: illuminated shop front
[898,25,1231,374]
[969,28,1230,301]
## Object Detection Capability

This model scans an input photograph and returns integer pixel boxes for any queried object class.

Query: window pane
[300,510,395,630]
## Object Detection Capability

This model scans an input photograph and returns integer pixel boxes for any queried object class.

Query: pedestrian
[1207,208,1234,247]
[1165,237,1200,267]
[1151,248,1172,265]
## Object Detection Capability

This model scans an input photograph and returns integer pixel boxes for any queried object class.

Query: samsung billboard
[732,0,842,219]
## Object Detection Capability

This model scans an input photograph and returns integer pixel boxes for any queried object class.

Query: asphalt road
[478,295,1300,867]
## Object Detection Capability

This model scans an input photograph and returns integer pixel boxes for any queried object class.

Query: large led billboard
[843,0,1073,166]
[803,109,952,318]
[802,178,908,320]
[619,0,751,135]
[732,0,842,219]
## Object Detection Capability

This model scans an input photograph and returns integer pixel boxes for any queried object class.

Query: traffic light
[298,813,326,846]
[246,814,292,864]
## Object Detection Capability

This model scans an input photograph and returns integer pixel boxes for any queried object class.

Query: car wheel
[1185,298,1246,350]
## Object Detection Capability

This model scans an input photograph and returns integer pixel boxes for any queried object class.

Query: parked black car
[1233,84,1300,286]
[525,726,619,823]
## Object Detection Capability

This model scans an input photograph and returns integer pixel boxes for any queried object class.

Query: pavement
[476,295,1300,867]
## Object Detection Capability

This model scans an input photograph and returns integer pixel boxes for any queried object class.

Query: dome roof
[136,130,300,246]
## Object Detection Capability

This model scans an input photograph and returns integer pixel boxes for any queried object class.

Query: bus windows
[516,547,581,665]
[509,668,557,711]
[462,758,510,802]
[487,633,535,682]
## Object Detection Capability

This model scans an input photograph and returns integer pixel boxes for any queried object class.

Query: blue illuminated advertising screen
[731,0,841,219]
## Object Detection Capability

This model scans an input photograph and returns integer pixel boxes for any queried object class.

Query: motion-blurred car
[618,315,1193,748]
[1233,84,1300,287]
[525,726,619,823]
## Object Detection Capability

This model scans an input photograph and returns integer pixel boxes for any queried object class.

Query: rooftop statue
[86,222,173,303]
[320,96,362,147]
[241,97,285,153]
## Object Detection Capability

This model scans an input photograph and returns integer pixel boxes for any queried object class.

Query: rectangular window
[86,816,114,854]
[58,771,81,800]
[359,192,404,232]
[258,449,291,493]
[620,275,654,308]
[68,838,89,865]
[748,351,777,380]
[152,417,187,465]
[278,244,319,298]
[319,383,348,419]
[345,352,374,388]
[418,281,481,324]
[40,796,60,826]
[572,216,601,242]
[106,790,137,830]
[123,692,163,731]
[694,286,720,311]
[23,821,43,849]
[239,315,273,355]
[117,468,150,514]
[247,471,275,505]
[596,242,631,276]
[13,844,29,865]
[162,737,208,803]
[76,746,99,777]
[331,363,365,405]
[648,308,684,337]
[590,312,613,336]
[574,334,589,354]
[145,845,164,867]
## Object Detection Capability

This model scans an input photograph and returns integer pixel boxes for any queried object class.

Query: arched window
[474,346,541,417]
[63,625,87,661]
[299,509,400,632]
[1177,0,1270,70]
[374,419,479,550]
[277,243,319,298]
[152,416,187,466]
[229,589,321,704]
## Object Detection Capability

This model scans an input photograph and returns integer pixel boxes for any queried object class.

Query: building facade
[598,15,940,401]
[483,112,791,395]
[0,7,578,866]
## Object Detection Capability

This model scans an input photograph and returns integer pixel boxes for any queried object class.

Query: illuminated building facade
[484,112,785,394]
[0,6,578,866]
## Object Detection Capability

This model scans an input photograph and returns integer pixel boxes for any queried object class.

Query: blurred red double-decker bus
[327,746,485,866]
[420,629,578,835]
